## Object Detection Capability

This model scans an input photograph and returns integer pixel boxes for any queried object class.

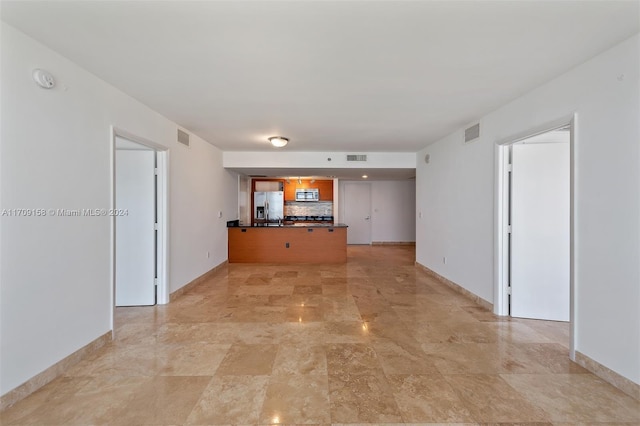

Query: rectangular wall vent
[177,129,190,146]
[346,154,367,161]
[464,123,480,143]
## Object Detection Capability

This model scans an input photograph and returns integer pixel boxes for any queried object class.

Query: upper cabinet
[284,181,296,201]
[253,179,284,192]
[316,180,333,201]
[284,179,334,201]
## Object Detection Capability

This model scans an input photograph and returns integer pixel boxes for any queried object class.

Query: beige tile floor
[2,246,638,425]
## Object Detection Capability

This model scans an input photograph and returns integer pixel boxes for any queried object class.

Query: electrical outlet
[206,251,210,258]
[443,257,447,264]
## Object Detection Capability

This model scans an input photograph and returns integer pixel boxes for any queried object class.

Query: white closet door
[115,150,156,306]
[511,142,569,321]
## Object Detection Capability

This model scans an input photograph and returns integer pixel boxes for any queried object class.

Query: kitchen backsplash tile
[285,201,333,217]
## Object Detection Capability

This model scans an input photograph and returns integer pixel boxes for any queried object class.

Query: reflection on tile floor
[2,246,638,425]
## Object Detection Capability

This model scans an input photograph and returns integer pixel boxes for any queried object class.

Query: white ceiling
[2,1,638,157]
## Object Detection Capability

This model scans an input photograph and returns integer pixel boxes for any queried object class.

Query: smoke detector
[33,69,56,89]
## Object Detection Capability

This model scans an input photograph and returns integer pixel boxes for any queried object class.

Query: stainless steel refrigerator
[254,191,284,223]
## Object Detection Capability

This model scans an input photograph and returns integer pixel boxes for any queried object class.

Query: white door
[344,183,371,244]
[115,150,156,306]
[511,141,569,321]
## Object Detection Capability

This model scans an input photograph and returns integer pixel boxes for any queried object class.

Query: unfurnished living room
[1,1,639,425]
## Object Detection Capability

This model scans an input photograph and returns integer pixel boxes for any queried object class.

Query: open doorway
[111,129,168,319]
[496,118,574,354]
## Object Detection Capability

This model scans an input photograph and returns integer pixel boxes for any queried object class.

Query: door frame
[110,127,170,327]
[494,114,576,359]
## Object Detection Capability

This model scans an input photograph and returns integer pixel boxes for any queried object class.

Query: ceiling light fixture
[268,136,288,148]
[362,175,368,179]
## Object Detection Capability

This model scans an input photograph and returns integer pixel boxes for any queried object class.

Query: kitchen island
[228,223,347,263]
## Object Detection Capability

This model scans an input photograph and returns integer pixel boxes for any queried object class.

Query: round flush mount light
[268,136,288,148]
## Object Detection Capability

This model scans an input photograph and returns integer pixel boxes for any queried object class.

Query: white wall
[238,175,251,225]
[416,34,639,383]
[371,181,416,243]
[340,180,416,243]
[0,23,237,395]
[169,138,238,293]
[224,151,415,170]
[332,178,340,223]
[417,132,495,301]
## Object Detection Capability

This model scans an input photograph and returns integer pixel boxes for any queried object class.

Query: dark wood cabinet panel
[284,180,296,201]
[316,180,333,201]
[283,179,333,202]
[228,227,346,263]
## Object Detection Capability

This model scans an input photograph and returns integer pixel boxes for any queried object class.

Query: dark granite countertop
[229,223,348,228]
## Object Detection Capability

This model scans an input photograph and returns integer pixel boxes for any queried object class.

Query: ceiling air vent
[177,129,190,147]
[346,154,367,162]
[464,123,480,143]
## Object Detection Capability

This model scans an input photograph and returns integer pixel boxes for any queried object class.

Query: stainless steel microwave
[295,188,319,202]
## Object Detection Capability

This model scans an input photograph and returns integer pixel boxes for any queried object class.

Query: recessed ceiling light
[268,136,288,148]
[362,175,368,179]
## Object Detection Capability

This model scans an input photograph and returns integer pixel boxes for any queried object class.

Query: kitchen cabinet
[284,180,297,201]
[252,179,284,192]
[228,225,347,263]
[316,180,333,201]
[284,179,333,201]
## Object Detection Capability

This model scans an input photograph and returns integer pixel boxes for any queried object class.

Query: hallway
[2,246,638,424]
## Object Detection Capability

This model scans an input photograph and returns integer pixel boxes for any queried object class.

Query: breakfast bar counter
[228,224,347,263]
